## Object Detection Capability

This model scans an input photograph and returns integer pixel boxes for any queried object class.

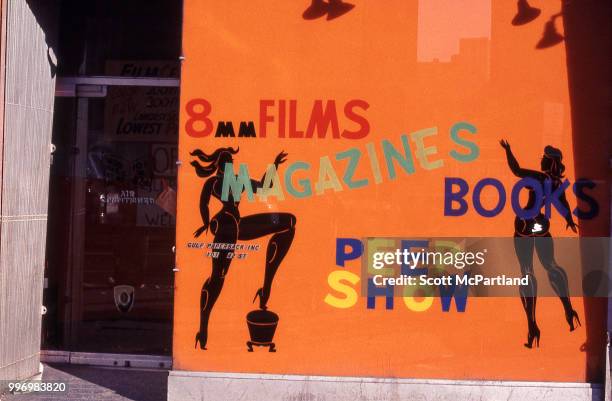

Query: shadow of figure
[536,13,564,49]
[511,0,541,26]
[510,0,564,50]
[303,0,355,21]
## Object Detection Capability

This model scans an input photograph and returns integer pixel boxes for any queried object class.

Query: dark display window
[44,81,178,355]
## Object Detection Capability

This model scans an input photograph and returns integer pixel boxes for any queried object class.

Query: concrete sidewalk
[1,363,168,401]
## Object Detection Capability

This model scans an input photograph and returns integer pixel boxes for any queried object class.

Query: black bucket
[246,310,279,351]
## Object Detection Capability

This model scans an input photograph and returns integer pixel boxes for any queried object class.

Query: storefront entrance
[37,0,182,360]
[42,75,179,356]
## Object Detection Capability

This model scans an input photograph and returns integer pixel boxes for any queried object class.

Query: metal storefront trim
[40,351,171,370]
[55,76,180,97]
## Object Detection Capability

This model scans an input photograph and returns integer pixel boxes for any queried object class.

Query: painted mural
[173,0,608,383]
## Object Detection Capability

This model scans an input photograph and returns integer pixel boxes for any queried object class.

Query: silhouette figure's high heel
[524,325,540,349]
[253,288,269,310]
[194,331,207,350]
[566,310,581,331]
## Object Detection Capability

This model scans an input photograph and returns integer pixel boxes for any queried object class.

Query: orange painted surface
[174,1,595,382]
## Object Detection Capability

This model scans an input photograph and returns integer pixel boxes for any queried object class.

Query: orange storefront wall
[173,1,606,382]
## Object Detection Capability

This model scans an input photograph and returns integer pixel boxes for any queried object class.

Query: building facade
[0,1,610,400]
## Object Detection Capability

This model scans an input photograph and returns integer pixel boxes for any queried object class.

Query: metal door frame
[42,75,179,368]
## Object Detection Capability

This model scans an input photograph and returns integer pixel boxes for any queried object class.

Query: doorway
[43,74,179,356]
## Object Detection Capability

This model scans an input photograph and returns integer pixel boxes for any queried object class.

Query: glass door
[43,79,178,355]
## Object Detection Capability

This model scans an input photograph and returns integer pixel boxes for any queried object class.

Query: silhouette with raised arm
[190,147,296,349]
[500,140,580,349]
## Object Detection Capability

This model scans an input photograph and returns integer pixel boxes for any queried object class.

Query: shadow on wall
[510,0,565,49]
[24,0,59,77]
[561,0,612,384]
[303,0,355,21]
[513,0,612,384]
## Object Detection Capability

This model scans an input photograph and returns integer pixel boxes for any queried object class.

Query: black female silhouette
[190,147,296,349]
[500,140,580,349]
